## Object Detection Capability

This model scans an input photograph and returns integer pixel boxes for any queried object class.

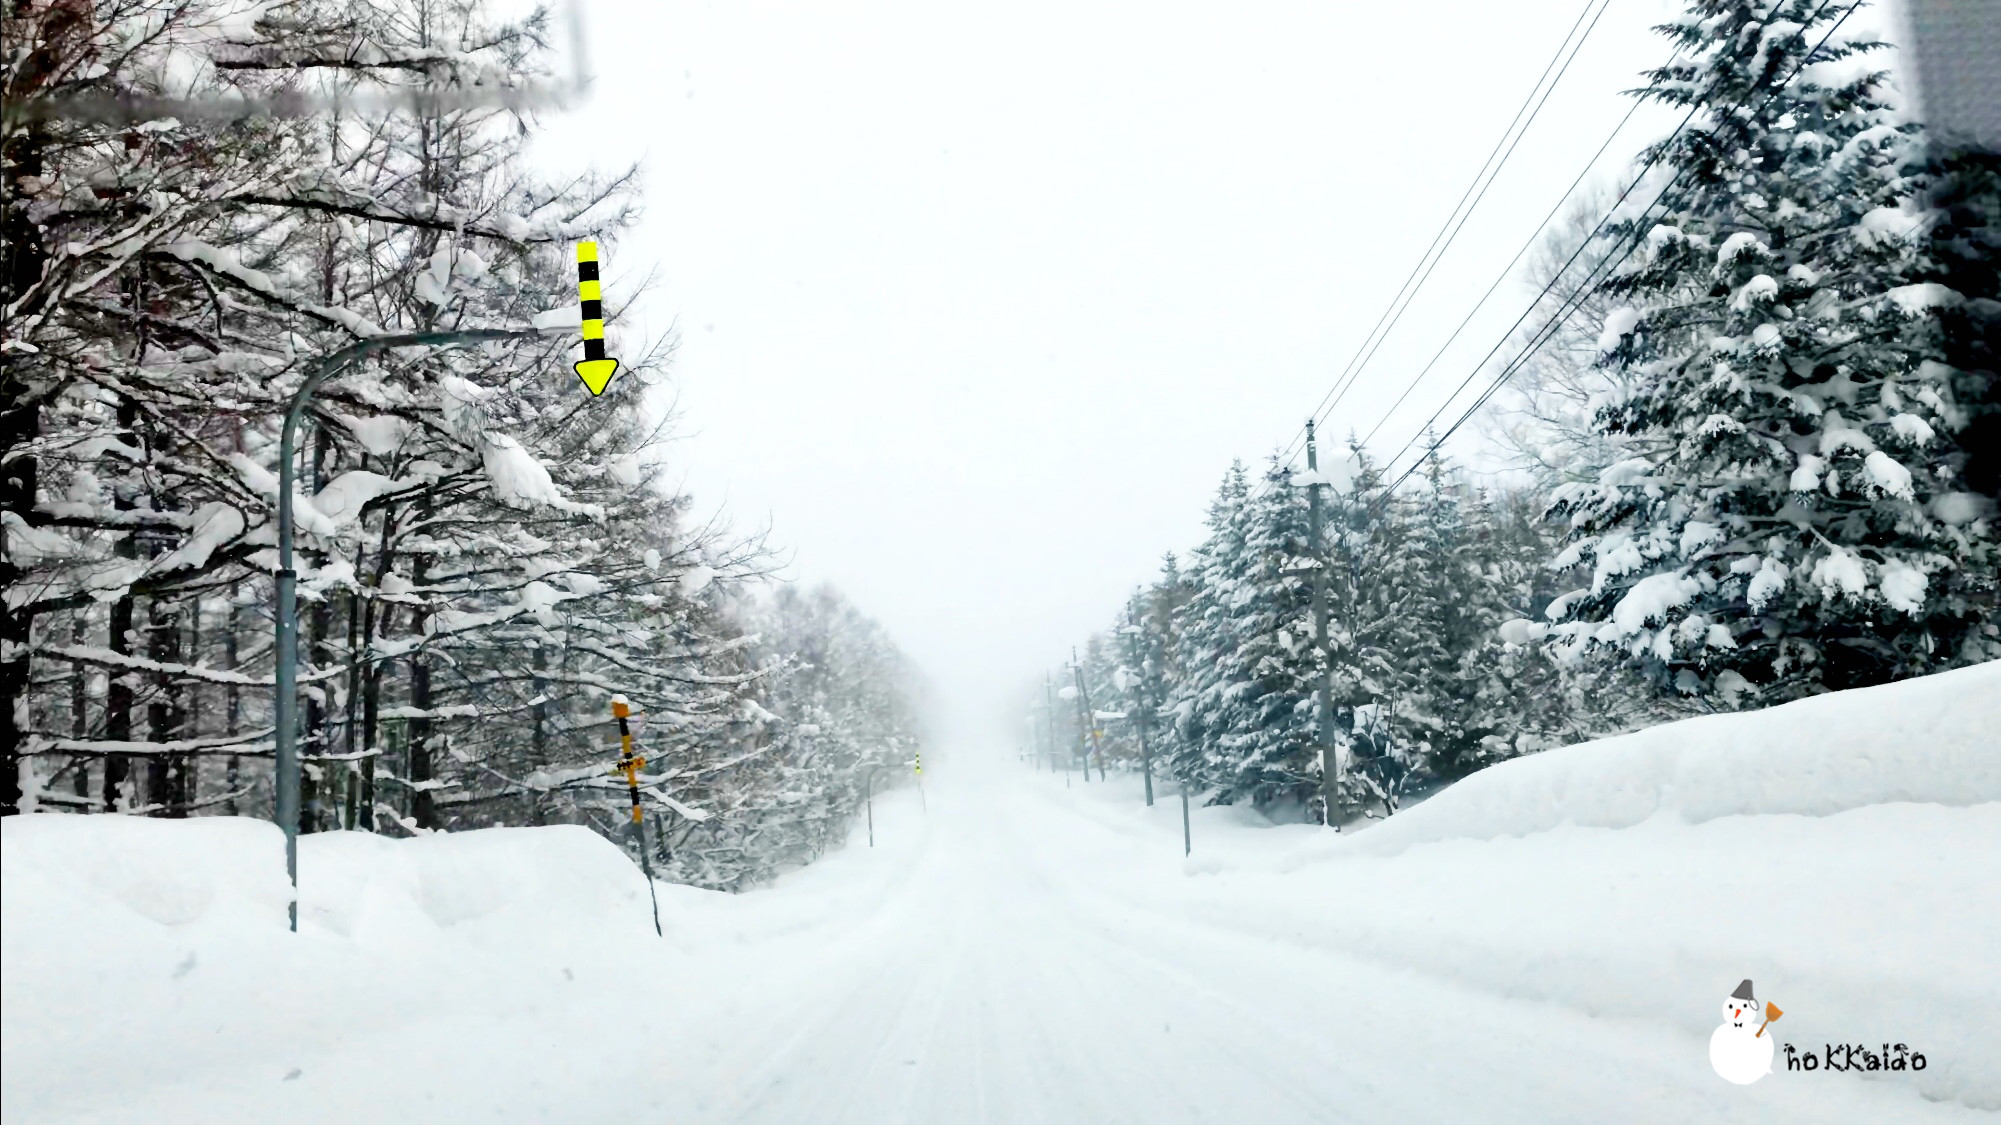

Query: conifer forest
[3,1,1997,1121]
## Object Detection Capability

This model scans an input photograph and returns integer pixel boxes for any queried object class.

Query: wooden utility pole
[1072,648,1105,782]
[1046,674,1067,787]
[1119,599,1155,807]
[1303,420,1341,828]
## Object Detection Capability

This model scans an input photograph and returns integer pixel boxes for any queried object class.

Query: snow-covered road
[648,762,1991,1124]
[8,668,1999,1124]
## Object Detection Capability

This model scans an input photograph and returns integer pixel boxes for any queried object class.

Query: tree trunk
[224,589,242,816]
[359,614,385,832]
[145,580,185,816]
[0,115,49,818]
[171,596,199,809]
[70,611,90,802]
[102,401,141,813]
[104,588,135,812]
[529,643,548,824]
[356,506,398,833]
[301,430,332,833]
[408,547,434,831]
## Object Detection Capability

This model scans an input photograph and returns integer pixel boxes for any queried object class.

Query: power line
[1376,0,1857,495]
[1356,95,1645,452]
[1370,0,1862,506]
[1255,0,1613,484]
[1312,0,1617,432]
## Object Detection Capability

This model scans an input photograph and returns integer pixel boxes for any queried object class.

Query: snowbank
[1342,660,2001,858]
[1032,663,2001,1113]
[0,789,930,1123]
[0,817,685,1120]
[0,817,661,953]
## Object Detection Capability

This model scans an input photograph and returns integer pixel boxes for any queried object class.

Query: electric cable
[1355,95,1645,453]
[1255,0,1615,483]
[1313,0,1618,433]
[1367,0,1862,507]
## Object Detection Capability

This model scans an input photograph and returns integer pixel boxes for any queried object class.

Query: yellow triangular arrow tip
[574,357,619,396]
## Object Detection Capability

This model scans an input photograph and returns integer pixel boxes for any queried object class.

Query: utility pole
[1119,598,1154,807]
[1181,780,1192,856]
[1046,673,1068,787]
[1072,648,1105,782]
[1303,420,1341,829]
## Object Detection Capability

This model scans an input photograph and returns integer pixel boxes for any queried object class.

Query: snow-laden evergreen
[1059,448,1579,823]
[1545,0,2000,701]
[1037,0,1997,826]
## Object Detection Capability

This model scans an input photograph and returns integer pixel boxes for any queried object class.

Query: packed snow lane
[5,665,1997,1123]
[665,762,1993,1124]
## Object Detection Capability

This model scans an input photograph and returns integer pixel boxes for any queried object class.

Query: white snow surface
[1611,570,1703,633]
[1597,306,1640,352]
[311,471,402,529]
[530,305,583,330]
[333,413,411,457]
[1863,450,1915,500]
[480,434,563,509]
[5,663,1998,1121]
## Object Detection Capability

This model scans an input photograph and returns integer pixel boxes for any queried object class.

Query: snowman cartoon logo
[1709,979,1781,1084]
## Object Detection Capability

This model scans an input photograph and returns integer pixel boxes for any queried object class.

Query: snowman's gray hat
[1731,979,1756,1002]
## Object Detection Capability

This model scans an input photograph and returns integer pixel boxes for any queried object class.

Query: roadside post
[611,695,663,936]
[1181,780,1192,856]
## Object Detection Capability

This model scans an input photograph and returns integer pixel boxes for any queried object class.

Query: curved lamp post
[275,327,551,931]
[863,763,895,847]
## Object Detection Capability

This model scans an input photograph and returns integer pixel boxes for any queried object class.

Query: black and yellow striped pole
[574,241,620,396]
[914,750,926,812]
[611,695,662,935]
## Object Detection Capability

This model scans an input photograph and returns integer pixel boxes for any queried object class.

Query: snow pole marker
[914,751,926,812]
[611,695,662,936]
[574,241,620,396]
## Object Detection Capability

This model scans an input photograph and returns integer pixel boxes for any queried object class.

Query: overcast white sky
[525,0,1901,746]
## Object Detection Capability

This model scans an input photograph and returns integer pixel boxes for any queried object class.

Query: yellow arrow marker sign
[574,241,619,395]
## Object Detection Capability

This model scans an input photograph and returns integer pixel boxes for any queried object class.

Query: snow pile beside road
[0,816,702,1120]
[1042,663,2001,1113]
[0,816,662,955]
[1343,660,2001,858]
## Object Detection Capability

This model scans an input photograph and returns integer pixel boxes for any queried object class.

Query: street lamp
[863,763,894,847]
[274,326,552,931]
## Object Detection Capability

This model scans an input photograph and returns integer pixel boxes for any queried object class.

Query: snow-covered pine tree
[1373,453,1495,784]
[1142,551,1197,788]
[1311,442,1406,812]
[1545,0,1999,704]
[682,583,925,889]
[1160,466,1247,797]
[1162,459,1319,812]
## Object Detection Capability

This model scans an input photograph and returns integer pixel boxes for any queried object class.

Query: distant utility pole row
[1301,421,1343,827]
[1027,420,1355,854]
[1027,590,1204,855]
